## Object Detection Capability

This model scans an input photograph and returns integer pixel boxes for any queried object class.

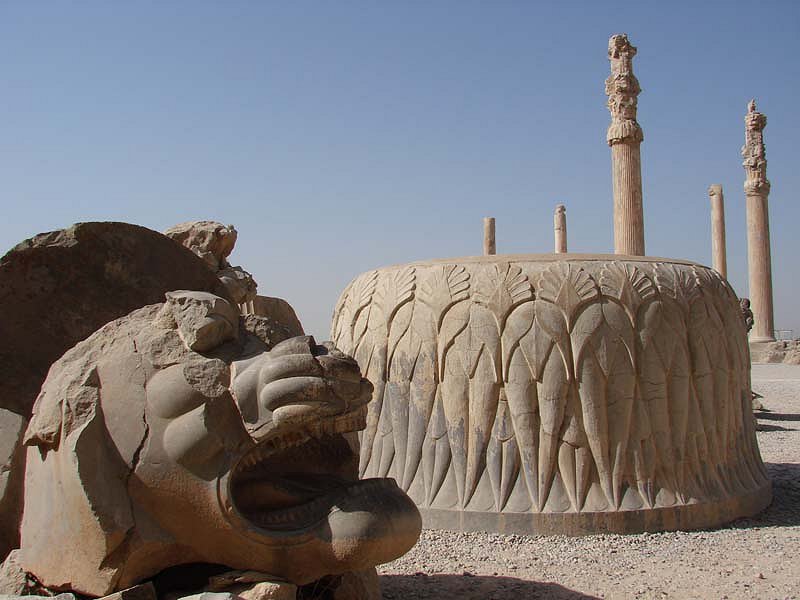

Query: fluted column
[606,34,645,256]
[708,185,727,277]
[742,100,775,342]
[554,204,567,253]
[483,217,496,255]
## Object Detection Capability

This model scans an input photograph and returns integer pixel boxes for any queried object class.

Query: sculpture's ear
[24,366,100,450]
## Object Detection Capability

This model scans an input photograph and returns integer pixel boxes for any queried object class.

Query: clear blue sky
[1,2,798,340]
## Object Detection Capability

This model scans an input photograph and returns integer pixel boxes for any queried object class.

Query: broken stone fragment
[249,297,304,337]
[163,221,258,304]
[0,413,27,560]
[164,291,240,352]
[163,221,238,271]
[18,292,420,597]
[179,587,297,600]
[0,551,29,596]
[218,266,258,305]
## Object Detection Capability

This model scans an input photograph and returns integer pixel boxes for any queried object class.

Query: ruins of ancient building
[332,256,770,534]
[708,185,727,278]
[742,100,776,343]
[606,34,645,256]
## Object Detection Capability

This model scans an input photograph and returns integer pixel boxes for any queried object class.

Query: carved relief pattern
[605,34,643,146]
[332,259,768,515]
[742,100,770,195]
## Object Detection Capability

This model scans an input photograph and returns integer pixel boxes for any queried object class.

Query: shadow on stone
[756,422,796,432]
[380,574,599,599]
[728,462,800,529]
[757,411,800,422]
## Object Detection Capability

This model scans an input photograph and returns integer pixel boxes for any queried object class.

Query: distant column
[708,185,727,277]
[742,100,775,342]
[606,34,645,256]
[554,204,567,253]
[483,217,496,255]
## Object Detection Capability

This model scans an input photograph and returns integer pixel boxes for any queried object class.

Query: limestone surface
[0,222,227,562]
[164,221,257,305]
[0,221,228,419]
[707,185,727,278]
[0,412,26,559]
[249,297,304,338]
[332,254,771,535]
[19,292,421,597]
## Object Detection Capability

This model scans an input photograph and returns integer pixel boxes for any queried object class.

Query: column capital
[742,99,770,194]
[606,34,643,146]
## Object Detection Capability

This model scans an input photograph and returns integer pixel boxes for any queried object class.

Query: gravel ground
[378,365,800,599]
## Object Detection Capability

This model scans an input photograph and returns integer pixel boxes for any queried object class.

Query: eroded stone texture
[483,218,496,256]
[740,298,754,333]
[606,34,645,256]
[554,205,567,254]
[165,222,257,305]
[332,254,771,535]
[0,222,228,562]
[163,221,238,271]
[248,297,305,338]
[742,100,775,343]
[0,551,30,595]
[0,222,229,419]
[20,292,421,596]
[0,412,26,559]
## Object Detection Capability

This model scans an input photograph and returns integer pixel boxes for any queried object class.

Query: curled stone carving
[331,255,772,534]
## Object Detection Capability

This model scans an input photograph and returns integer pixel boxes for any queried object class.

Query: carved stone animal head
[20,292,420,596]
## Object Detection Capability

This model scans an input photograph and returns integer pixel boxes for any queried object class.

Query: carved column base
[332,254,772,535]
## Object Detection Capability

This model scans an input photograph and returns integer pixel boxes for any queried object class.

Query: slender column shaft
[708,184,727,277]
[483,217,496,255]
[611,143,644,255]
[554,204,567,253]
[606,34,645,256]
[746,192,774,340]
[742,100,775,342]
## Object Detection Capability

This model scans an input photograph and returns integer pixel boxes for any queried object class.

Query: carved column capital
[605,34,643,146]
[742,99,770,194]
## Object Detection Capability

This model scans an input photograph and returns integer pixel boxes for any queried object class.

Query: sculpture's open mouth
[230,405,376,532]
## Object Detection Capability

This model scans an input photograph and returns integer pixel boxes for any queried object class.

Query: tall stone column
[483,217,496,255]
[554,204,567,253]
[708,185,727,277]
[742,100,775,342]
[606,34,645,256]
